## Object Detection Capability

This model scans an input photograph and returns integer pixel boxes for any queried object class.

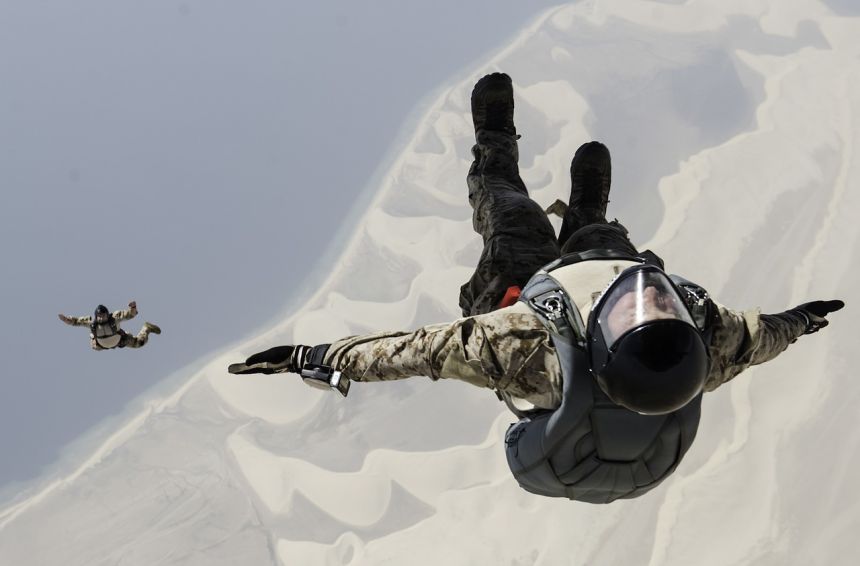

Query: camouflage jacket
[323,300,807,410]
[62,305,138,327]
[62,305,138,350]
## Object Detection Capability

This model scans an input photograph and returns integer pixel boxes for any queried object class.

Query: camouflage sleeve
[113,305,138,322]
[323,306,563,409]
[703,302,808,392]
[65,315,93,327]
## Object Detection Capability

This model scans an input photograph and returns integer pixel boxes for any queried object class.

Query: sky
[0,0,563,500]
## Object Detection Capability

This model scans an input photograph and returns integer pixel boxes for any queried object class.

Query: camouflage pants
[119,327,153,349]
[459,131,639,316]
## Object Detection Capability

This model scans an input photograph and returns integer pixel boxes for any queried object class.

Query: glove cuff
[289,345,311,372]
[288,344,331,372]
[307,344,331,365]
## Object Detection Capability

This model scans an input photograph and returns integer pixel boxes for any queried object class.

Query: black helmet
[94,304,110,324]
[587,265,709,415]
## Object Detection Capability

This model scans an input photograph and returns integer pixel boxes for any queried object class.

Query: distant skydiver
[228,73,844,503]
[59,301,161,350]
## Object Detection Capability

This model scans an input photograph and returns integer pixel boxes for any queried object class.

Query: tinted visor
[595,268,694,348]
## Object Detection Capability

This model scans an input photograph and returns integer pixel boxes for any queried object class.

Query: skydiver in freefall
[227,73,844,503]
[60,301,161,351]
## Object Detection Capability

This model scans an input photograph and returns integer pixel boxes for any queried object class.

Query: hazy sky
[0,0,563,499]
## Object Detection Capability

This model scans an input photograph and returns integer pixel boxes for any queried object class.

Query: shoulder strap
[670,274,716,340]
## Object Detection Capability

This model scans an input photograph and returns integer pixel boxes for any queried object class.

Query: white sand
[2,1,860,564]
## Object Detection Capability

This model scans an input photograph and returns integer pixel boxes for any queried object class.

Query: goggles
[594,266,695,348]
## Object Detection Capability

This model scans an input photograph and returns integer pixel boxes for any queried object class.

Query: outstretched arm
[704,299,844,391]
[229,306,562,409]
[328,308,561,408]
[323,312,544,386]
[113,301,138,322]
[59,314,92,327]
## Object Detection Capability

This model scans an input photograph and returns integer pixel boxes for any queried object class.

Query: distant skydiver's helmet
[94,304,110,324]
[587,265,709,415]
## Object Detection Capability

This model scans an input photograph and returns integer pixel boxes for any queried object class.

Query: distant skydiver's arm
[703,304,817,392]
[59,314,92,327]
[113,301,138,322]
[323,307,563,409]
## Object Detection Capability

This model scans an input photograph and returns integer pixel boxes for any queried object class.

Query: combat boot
[144,322,161,335]
[471,72,517,137]
[568,141,611,223]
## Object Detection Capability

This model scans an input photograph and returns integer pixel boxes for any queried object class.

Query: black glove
[228,345,311,375]
[792,300,845,335]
